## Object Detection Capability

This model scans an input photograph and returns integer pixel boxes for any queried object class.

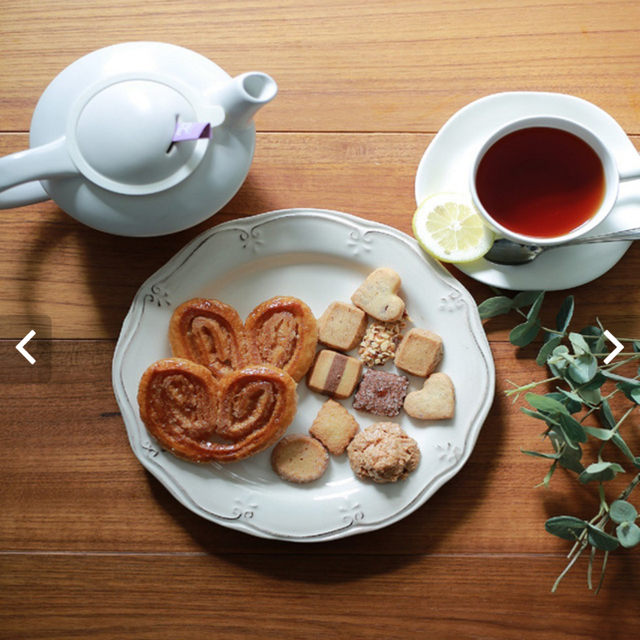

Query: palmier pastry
[137,357,222,464]
[169,298,249,379]
[138,359,297,464]
[245,296,318,382]
[216,364,298,463]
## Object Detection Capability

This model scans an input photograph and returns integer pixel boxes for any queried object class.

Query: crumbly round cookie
[271,434,329,484]
[347,422,420,483]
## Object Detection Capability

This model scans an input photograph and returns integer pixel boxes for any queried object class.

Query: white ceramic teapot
[0,42,277,236]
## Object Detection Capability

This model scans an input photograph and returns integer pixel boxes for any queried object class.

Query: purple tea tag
[172,122,212,142]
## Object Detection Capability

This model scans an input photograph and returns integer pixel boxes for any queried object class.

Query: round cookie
[271,434,329,483]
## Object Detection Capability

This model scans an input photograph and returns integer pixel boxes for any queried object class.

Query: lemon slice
[412,193,495,263]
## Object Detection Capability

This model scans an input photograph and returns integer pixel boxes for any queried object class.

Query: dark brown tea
[475,127,606,238]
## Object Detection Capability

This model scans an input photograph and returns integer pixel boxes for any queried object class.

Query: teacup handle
[0,136,78,209]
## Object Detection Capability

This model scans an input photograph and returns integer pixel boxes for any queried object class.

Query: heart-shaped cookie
[169,299,249,379]
[403,372,455,420]
[138,359,297,463]
[245,296,318,382]
[351,267,405,322]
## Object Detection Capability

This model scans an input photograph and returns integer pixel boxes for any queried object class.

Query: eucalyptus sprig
[479,290,640,593]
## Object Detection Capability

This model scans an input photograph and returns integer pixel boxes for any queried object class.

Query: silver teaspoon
[483,227,640,266]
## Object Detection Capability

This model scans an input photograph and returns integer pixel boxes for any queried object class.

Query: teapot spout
[213,72,277,129]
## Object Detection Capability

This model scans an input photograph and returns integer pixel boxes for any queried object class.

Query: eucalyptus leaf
[576,385,602,407]
[600,398,616,430]
[537,335,563,367]
[567,354,598,384]
[578,372,606,392]
[582,426,614,441]
[587,524,620,552]
[609,500,638,524]
[521,407,553,424]
[610,433,640,469]
[510,321,540,347]
[556,295,574,333]
[616,381,640,404]
[580,325,603,344]
[578,461,625,484]
[477,296,513,319]
[569,332,592,355]
[557,413,588,445]
[554,389,584,414]
[616,522,640,548]
[527,292,545,322]
[513,290,544,309]
[545,516,587,541]
[525,393,570,416]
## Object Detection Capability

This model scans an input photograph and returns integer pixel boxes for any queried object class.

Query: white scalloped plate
[112,209,495,541]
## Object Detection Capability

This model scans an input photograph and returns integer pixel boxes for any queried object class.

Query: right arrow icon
[603,330,623,364]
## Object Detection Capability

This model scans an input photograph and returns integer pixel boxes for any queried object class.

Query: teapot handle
[0,136,78,209]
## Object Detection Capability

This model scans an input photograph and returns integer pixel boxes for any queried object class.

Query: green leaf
[510,321,539,347]
[557,413,588,445]
[617,381,640,404]
[567,354,598,384]
[580,325,603,344]
[616,522,640,548]
[513,290,544,309]
[600,398,616,430]
[525,393,570,416]
[582,426,615,441]
[521,407,553,424]
[569,332,592,355]
[610,433,640,469]
[536,335,563,366]
[609,500,638,524]
[554,389,584,414]
[545,516,587,541]
[578,461,625,484]
[477,296,513,319]
[556,295,574,333]
[587,524,620,552]
[527,292,545,322]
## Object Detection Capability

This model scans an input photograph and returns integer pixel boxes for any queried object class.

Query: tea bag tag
[171,104,225,143]
[172,122,212,142]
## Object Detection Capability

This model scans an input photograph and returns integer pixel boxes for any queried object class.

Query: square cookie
[318,301,367,352]
[353,369,409,418]
[394,328,443,377]
[306,350,363,399]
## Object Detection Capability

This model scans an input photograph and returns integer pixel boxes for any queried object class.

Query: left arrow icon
[16,329,36,364]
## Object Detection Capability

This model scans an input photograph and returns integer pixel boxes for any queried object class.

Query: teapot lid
[68,78,224,195]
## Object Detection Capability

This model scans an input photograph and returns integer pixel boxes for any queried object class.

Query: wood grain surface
[1,1,640,638]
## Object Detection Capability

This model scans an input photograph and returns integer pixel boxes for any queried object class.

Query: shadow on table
[145,392,506,585]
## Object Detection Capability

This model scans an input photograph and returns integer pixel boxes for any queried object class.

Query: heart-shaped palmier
[138,359,297,464]
[169,298,249,379]
[137,358,222,463]
[245,296,318,382]
[216,364,298,462]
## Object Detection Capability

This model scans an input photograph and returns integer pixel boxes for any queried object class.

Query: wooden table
[2,1,639,637]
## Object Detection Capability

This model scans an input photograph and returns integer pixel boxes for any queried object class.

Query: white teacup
[469,115,638,246]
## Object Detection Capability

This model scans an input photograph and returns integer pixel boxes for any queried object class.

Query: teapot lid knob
[71,79,209,195]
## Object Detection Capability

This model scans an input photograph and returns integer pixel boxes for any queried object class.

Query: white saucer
[415,92,640,291]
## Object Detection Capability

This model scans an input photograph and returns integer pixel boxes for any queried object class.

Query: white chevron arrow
[603,330,623,364]
[16,329,36,365]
